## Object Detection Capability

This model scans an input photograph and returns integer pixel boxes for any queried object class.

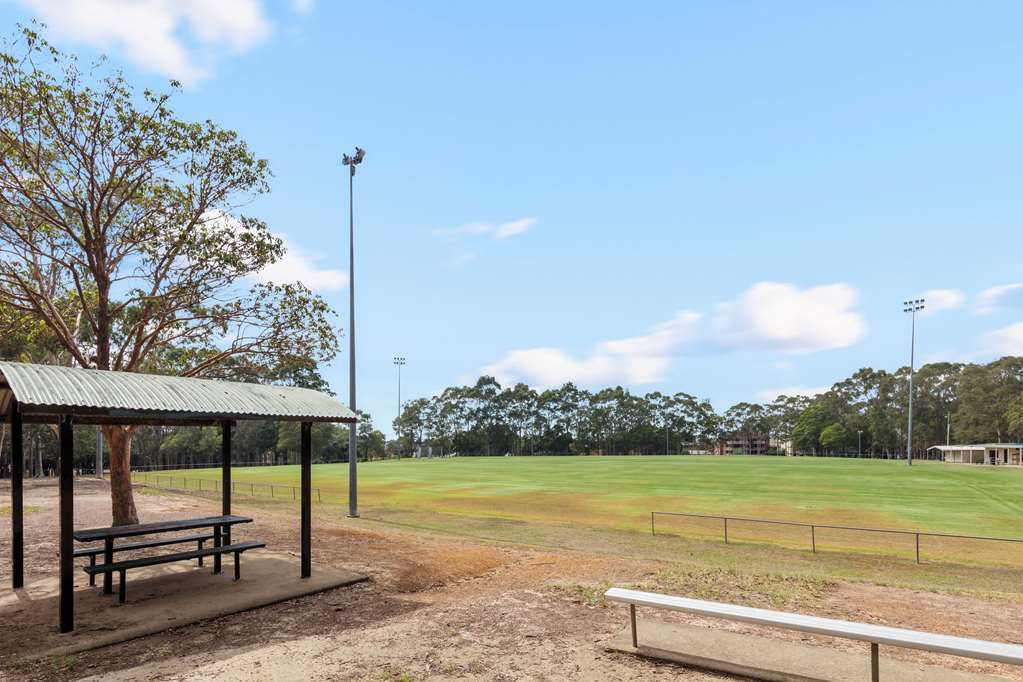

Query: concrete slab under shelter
[0,551,367,659]
[606,620,1004,682]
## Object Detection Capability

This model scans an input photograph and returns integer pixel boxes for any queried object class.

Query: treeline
[395,357,1023,457]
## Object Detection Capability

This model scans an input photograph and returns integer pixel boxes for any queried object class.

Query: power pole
[95,427,103,479]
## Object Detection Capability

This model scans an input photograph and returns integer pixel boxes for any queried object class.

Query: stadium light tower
[903,298,925,466]
[342,146,365,517]
[393,357,406,460]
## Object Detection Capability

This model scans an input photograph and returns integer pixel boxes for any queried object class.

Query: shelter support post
[301,421,312,578]
[59,415,74,633]
[11,401,23,589]
[222,420,232,546]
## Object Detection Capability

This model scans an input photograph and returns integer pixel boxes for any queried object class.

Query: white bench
[604,587,1023,681]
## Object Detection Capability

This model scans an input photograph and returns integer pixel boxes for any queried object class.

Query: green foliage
[1006,393,1023,437]
[49,654,78,672]
[819,422,850,452]
[0,26,339,377]
[792,402,831,454]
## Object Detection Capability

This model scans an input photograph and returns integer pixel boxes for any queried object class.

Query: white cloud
[493,217,537,239]
[484,282,868,388]
[255,234,347,291]
[433,217,537,240]
[920,289,965,316]
[21,0,273,85]
[756,386,829,402]
[484,311,703,388]
[976,283,1023,315]
[984,322,1023,356]
[713,282,866,354]
[291,0,314,13]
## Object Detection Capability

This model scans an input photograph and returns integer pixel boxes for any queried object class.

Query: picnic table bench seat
[84,540,267,603]
[73,515,254,594]
[74,533,216,585]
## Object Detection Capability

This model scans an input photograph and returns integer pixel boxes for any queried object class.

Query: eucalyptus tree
[0,29,338,523]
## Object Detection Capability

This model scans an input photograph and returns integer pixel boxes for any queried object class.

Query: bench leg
[630,604,638,648]
[89,555,96,587]
[118,570,126,605]
[197,539,205,567]
[103,538,114,595]
[234,551,241,581]
[213,526,222,575]
[870,642,879,682]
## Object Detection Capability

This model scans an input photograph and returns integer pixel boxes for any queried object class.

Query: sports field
[150,455,1023,539]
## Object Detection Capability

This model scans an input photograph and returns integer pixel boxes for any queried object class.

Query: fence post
[271,485,274,498]
[916,533,920,564]
[251,483,254,496]
[317,488,321,503]
[811,525,816,553]
[292,486,296,500]
[723,517,729,544]
[651,512,655,535]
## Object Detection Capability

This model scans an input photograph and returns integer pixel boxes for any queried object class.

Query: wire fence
[129,460,352,472]
[131,471,322,503]
[650,511,1023,566]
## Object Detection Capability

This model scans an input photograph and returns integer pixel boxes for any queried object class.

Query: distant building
[927,443,1023,465]
[714,434,770,455]
[770,437,794,456]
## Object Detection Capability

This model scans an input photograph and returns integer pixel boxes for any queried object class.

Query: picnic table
[74,515,258,599]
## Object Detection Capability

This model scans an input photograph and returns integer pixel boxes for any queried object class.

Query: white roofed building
[927,443,1023,465]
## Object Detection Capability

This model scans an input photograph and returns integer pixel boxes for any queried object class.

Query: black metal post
[915,533,920,564]
[59,415,74,633]
[811,525,816,553]
[213,524,222,575]
[871,642,879,682]
[10,401,23,589]
[222,421,232,547]
[723,517,728,543]
[103,537,113,594]
[301,421,312,578]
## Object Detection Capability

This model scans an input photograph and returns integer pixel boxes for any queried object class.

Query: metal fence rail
[131,471,322,503]
[129,460,353,472]
[650,511,1023,564]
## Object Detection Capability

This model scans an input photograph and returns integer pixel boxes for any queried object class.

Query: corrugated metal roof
[0,361,356,424]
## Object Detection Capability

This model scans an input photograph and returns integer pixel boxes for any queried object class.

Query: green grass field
[148,455,1023,538]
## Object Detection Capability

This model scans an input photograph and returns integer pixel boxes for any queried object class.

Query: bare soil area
[1,479,1022,681]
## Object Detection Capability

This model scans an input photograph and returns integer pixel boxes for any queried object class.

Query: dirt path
[2,480,1022,681]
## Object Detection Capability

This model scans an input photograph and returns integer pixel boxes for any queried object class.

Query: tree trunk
[104,426,139,525]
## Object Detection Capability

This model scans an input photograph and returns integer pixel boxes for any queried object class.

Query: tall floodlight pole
[343,147,365,517]
[393,357,406,460]
[903,298,925,466]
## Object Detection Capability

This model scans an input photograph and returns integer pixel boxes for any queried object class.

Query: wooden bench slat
[604,588,1023,666]
[73,533,214,558]
[84,541,266,574]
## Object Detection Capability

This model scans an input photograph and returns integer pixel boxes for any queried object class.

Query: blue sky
[3,1,1022,434]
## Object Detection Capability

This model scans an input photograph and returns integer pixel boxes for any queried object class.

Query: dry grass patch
[393,545,508,592]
